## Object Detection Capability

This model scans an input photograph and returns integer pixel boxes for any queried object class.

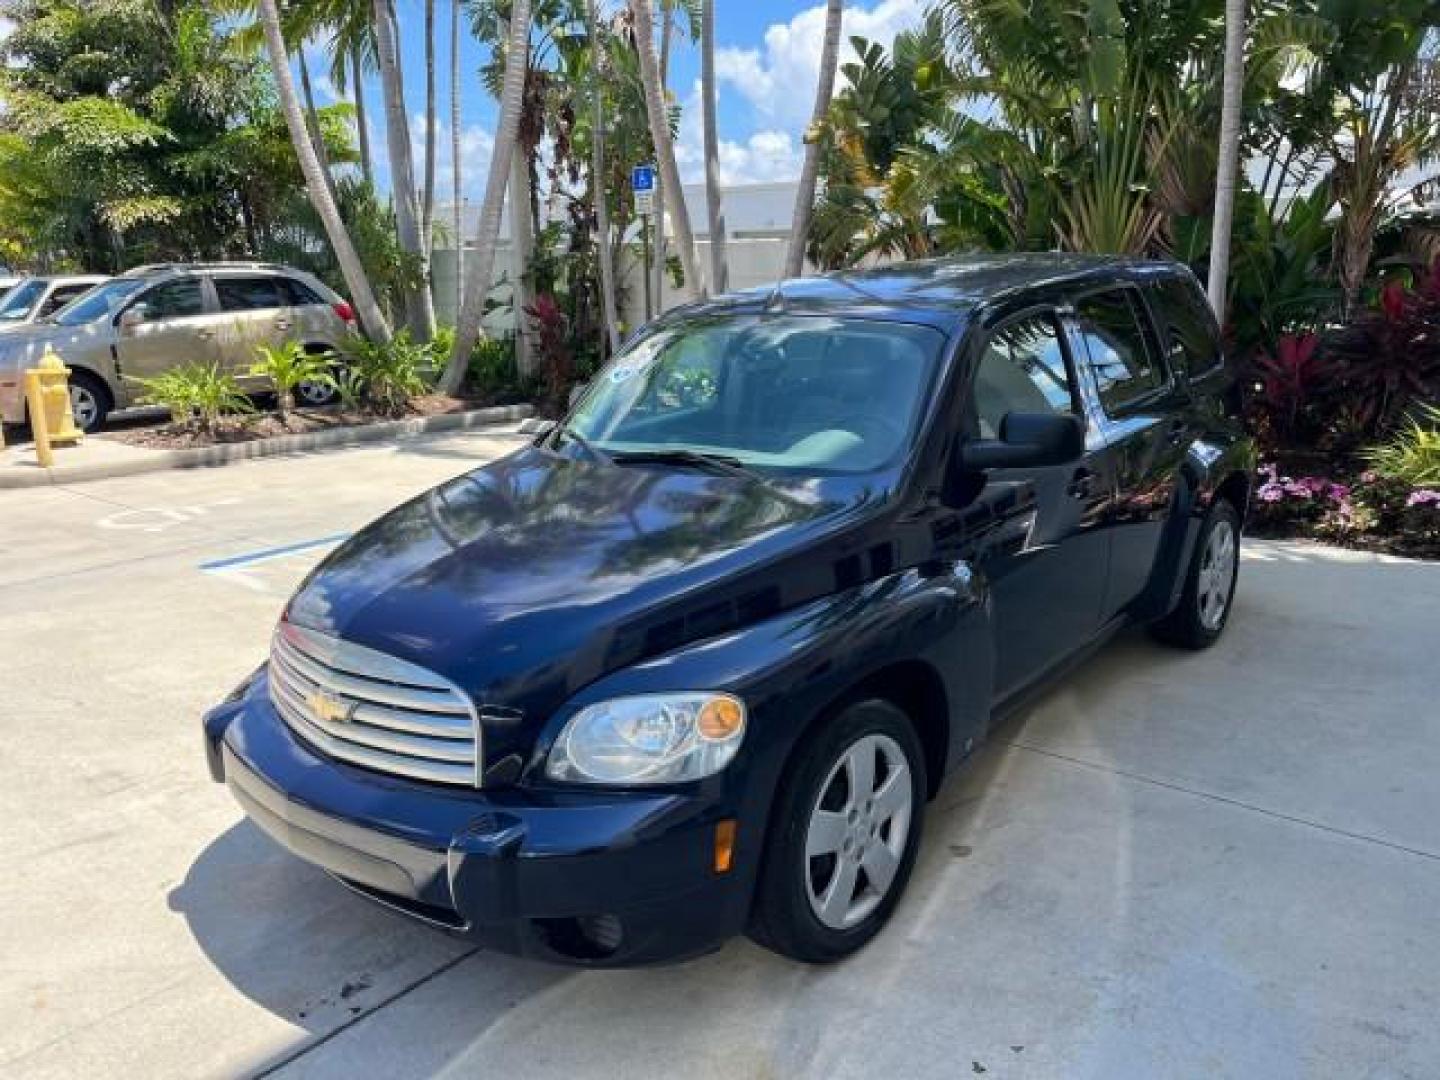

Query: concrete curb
[0,403,533,489]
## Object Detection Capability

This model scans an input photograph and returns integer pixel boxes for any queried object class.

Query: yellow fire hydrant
[23,345,84,467]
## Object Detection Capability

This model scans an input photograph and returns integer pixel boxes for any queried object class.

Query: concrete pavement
[2,429,1437,1079]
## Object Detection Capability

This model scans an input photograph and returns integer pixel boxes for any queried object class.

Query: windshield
[48,278,147,326]
[566,315,946,474]
[0,279,45,321]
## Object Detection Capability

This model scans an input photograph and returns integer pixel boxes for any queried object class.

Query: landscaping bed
[107,391,526,451]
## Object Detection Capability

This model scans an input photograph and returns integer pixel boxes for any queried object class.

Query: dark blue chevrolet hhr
[204,255,1255,965]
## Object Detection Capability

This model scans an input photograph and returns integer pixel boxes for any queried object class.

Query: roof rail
[123,261,293,275]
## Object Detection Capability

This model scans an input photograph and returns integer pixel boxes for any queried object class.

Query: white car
[0,274,110,330]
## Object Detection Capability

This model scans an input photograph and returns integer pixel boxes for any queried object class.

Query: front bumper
[203,675,755,966]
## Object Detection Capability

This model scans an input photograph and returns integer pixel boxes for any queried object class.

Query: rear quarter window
[1073,289,1166,415]
[281,278,326,306]
[1153,276,1222,380]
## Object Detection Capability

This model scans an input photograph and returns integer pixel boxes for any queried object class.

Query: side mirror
[118,305,147,331]
[958,411,1084,472]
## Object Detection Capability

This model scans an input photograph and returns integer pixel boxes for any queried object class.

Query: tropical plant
[786,0,844,279]
[1364,404,1440,486]
[250,341,336,419]
[253,0,392,341]
[347,332,432,413]
[134,363,255,435]
[447,0,532,394]
[628,0,702,297]
[700,0,727,293]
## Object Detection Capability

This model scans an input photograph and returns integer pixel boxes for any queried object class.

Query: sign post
[633,165,657,320]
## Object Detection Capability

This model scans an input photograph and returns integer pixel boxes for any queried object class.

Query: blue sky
[306,0,927,200]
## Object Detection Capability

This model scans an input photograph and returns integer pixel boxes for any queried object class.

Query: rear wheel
[67,370,111,434]
[1152,499,1240,649]
[749,699,926,963]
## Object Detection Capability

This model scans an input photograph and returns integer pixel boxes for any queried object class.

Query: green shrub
[468,336,519,394]
[134,362,254,434]
[249,341,335,418]
[1363,404,1440,487]
[344,332,431,415]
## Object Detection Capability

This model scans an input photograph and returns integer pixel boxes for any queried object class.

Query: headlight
[545,693,746,785]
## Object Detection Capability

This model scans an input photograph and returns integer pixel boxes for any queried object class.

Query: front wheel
[1152,499,1240,649]
[749,699,926,963]
[67,371,112,434]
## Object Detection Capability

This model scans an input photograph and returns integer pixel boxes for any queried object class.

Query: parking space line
[198,533,353,572]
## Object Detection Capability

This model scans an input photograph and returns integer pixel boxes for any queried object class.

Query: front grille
[268,621,480,786]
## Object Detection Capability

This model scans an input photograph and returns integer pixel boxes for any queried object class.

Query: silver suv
[0,263,358,432]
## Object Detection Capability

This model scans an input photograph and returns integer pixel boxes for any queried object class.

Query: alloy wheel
[69,383,99,431]
[1197,519,1237,631]
[804,733,913,930]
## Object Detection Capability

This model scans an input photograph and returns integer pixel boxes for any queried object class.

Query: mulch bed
[104,391,526,451]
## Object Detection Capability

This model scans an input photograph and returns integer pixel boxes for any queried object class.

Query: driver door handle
[195,328,214,340]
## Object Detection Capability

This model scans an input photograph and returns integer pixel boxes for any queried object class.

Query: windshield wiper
[550,422,613,467]
[610,448,804,504]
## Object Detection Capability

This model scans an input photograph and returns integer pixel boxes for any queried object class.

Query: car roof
[666,253,1188,333]
[120,262,301,278]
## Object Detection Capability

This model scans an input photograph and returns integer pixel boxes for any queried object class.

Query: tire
[1151,498,1241,649]
[294,349,340,408]
[749,699,926,963]
[67,370,112,434]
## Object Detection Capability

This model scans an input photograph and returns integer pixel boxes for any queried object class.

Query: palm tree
[423,0,438,258]
[451,0,464,315]
[588,0,621,351]
[701,0,726,293]
[785,0,843,278]
[372,0,437,340]
[1207,0,1247,319]
[444,0,532,394]
[350,45,375,187]
[629,0,703,299]
[256,0,391,341]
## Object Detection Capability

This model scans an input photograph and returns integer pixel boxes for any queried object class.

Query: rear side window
[215,276,285,311]
[1074,289,1164,414]
[281,278,325,306]
[38,284,92,319]
[972,314,1076,438]
[1153,276,1221,379]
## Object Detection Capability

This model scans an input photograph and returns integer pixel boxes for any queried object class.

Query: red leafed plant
[1319,268,1440,442]
[1250,332,1329,444]
[524,293,573,416]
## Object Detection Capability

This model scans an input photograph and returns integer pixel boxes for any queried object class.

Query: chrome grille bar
[268,621,482,787]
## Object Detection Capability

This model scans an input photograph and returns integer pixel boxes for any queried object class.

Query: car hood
[285,444,893,737]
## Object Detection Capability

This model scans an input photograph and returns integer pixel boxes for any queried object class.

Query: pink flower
[1327,483,1350,503]
[1406,489,1440,508]
[1258,482,1286,503]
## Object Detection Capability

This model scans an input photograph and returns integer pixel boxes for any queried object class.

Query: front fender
[528,562,991,874]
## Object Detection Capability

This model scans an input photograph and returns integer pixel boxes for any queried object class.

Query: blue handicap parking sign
[631,165,656,193]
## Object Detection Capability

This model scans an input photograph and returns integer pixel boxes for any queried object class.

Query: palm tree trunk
[451,0,464,318]
[1206,0,1246,320]
[257,0,390,342]
[351,46,375,189]
[373,0,437,340]
[423,0,438,259]
[701,0,727,293]
[298,50,339,206]
[629,0,702,300]
[443,0,532,395]
[651,3,672,308]
[784,0,843,279]
[587,0,620,352]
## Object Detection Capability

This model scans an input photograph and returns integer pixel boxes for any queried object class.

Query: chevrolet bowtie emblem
[308,690,353,725]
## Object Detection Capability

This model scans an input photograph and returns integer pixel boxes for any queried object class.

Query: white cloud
[715,0,927,130]
[405,112,495,203]
[675,80,802,184]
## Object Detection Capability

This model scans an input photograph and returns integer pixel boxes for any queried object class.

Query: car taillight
[333,301,356,323]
